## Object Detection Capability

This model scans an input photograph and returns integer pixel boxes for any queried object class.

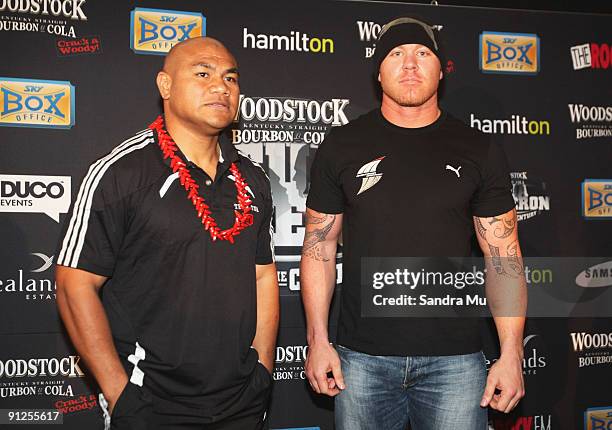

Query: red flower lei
[149,116,253,243]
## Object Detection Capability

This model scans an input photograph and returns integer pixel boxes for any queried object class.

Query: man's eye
[197,72,209,77]
[225,76,238,83]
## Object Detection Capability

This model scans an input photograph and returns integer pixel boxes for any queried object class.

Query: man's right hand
[305,341,345,396]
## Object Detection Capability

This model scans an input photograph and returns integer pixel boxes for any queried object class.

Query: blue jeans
[335,345,487,430]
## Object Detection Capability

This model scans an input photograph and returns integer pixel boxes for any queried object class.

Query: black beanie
[373,17,444,74]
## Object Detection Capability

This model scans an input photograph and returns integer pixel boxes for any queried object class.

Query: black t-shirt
[306,109,515,356]
[56,125,274,418]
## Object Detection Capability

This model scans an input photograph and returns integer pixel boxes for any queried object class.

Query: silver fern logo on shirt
[356,156,385,195]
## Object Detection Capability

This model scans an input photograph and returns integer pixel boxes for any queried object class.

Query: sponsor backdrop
[1,0,611,429]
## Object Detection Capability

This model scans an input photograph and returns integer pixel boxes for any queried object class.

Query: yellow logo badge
[130,7,205,55]
[582,180,612,219]
[480,32,539,74]
[0,77,74,129]
[585,407,612,429]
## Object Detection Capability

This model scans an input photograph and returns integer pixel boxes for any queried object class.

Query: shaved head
[156,36,240,137]
[163,37,237,75]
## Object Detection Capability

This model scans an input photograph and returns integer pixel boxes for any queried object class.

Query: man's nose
[210,75,229,95]
[402,53,418,70]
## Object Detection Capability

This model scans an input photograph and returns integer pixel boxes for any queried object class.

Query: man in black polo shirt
[301,18,527,429]
[55,37,278,429]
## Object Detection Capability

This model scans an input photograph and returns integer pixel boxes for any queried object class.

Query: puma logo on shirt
[445,164,462,178]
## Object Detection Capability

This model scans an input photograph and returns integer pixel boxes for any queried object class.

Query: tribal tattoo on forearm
[476,211,524,278]
[488,215,516,239]
[302,213,336,262]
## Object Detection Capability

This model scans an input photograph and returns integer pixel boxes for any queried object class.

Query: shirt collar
[154,119,240,170]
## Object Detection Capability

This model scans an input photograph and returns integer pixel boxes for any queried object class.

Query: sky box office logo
[130,7,205,55]
[0,77,74,129]
[479,31,539,74]
[582,179,612,220]
[585,407,612,430]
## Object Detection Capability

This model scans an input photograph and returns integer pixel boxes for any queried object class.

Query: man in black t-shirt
[301,18,527,429]
[55,37,278,429]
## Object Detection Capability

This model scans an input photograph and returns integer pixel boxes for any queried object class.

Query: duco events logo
[585,407,612,430]
[576,260,612,288]
[0,0,87,38]
[0,252,56,300]
[243,28,334,54]
[582,180,612,220]
[0,355,84,398]
[130,7,205,55]
[0,174,71,222]
[0,77,74,128]
[571,43,611,71]
[568,104,612,140]
[470,113,550,135]
[232,95,349,293]
[511,172,551,222]
[274,345,308,382]
[480,32,539,74]
[571,332,612,369]
[488,415,551,430]
[485,334,547,376]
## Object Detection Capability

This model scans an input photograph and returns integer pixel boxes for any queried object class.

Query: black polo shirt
[307,109,515,356]
[56,122,274,418]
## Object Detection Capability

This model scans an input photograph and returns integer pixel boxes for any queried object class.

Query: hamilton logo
[356,156,385,195]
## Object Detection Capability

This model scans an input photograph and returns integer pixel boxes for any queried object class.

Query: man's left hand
[480,353,525,413]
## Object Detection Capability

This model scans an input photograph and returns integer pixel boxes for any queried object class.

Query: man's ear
[377,72,381,83]
[156,71,172,100]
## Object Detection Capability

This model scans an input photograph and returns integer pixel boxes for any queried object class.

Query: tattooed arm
[474,208,527,413]
[300,208,344,396]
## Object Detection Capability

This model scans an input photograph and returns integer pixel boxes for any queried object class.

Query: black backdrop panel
[1,1,611,429]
